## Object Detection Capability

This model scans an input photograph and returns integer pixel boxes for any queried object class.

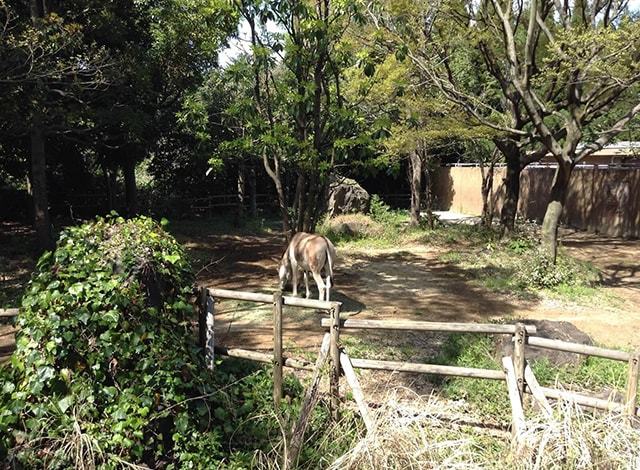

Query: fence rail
[320,318,537,335]
[526,336,631,362]
[198,286,640,465]
[0,308,18,318]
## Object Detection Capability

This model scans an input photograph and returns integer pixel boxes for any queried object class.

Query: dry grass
[251,387,640,470]
[319,214,385,239]
[517,400,640,469]
[327,389,501,470]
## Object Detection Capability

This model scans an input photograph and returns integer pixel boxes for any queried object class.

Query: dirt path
[186,228,640,353]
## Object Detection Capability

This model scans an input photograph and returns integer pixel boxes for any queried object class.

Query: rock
[327,175,370,217]
[496,320,594,368]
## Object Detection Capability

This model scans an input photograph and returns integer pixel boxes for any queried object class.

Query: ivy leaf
[164,254,181,264]
[58,395,74,413]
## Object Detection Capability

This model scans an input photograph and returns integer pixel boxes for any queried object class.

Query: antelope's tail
[324,237,336,288]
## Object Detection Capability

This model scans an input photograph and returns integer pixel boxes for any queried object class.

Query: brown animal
[278,232,336,301]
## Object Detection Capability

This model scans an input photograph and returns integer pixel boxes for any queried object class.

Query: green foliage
[369,194,406,229]
[518,249,599,290]
[433,334,510,420]
[0,216,279,467]
[436,224,603,302]
[435,333,629,422]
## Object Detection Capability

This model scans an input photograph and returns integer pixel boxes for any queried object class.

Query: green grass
[341,334,419,361]
[431,333,630,422]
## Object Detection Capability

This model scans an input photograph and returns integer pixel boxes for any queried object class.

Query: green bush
[0,216,288,468]
[518,249,599,289]
[368,195,404,227]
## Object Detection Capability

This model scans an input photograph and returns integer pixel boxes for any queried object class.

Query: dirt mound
[497,320,594,367]
[322,213,384,238]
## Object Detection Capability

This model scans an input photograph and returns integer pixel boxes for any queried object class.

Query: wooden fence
[199,287,639,466]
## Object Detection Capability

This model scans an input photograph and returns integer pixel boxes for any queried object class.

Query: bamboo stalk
[526,336,631,362]
[349,358,506,380]
[340,351,374,433]
[287,333,331,469]
[320,318,537,334]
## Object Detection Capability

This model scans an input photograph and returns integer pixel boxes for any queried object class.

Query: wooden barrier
[503,357,525,438]
[203,287,338,411]
[526,336,631,362]
[213,346,314,370]
[330,304,341,420]
[198,286,640,454]
[287,333,331,469]
[320,318,537,334]
[0,308,19,318]
[273,291,284,407]
[349,358,505,380]
[513,323,527,400]
[340,351,374,433]
[208,288,337,310]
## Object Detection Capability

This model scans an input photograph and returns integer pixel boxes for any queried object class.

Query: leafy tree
[466,0,640,260]
[220,0,373,237]
[0,0,109,250]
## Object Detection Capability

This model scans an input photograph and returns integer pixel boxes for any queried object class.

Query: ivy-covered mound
[0,216,265,468]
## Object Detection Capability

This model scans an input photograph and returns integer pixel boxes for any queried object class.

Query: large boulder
[496,320,594,368]
[327,175,370,217]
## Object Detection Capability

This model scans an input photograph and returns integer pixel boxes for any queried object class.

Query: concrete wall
[433,166,640,238]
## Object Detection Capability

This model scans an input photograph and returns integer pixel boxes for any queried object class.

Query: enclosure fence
[198,287,639,467]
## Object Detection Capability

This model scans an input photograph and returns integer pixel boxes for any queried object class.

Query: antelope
[278,232,336,301]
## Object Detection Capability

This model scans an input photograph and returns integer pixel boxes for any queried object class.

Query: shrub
[518,249,599,290]
[368,195,405,227]
[0,216,283,468]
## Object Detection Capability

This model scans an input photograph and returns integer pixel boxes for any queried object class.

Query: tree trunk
[293,173,305,233]
[541,162,572,263]
[480,154,496,228]
[408,151,422,226]
[303,172,318,232]
[423,163,435,229]
[248,165,257,218]
[262,152,290,240]
[236,160,246,222]
[30,111,52,252]
[103,165,115,212]
[496,140,521,234]
[123,159,138,217]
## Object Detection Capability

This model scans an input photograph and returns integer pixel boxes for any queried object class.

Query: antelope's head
[278,251,291,290]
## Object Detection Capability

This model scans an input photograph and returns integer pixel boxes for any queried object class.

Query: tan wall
[433,166,640,238]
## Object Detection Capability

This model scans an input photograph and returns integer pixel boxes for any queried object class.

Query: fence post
[198,287,207,349]
[330,303,341,420]
[513,323,527,401]
[625,352,639,417]
[205,293,215,370]
[273,291,284,408]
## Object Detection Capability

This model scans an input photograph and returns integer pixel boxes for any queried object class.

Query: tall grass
[518,400,640,469]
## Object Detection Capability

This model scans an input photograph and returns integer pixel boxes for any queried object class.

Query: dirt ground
[2,221,639,394]
[183,227,640,352]
[177,224,639,400]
